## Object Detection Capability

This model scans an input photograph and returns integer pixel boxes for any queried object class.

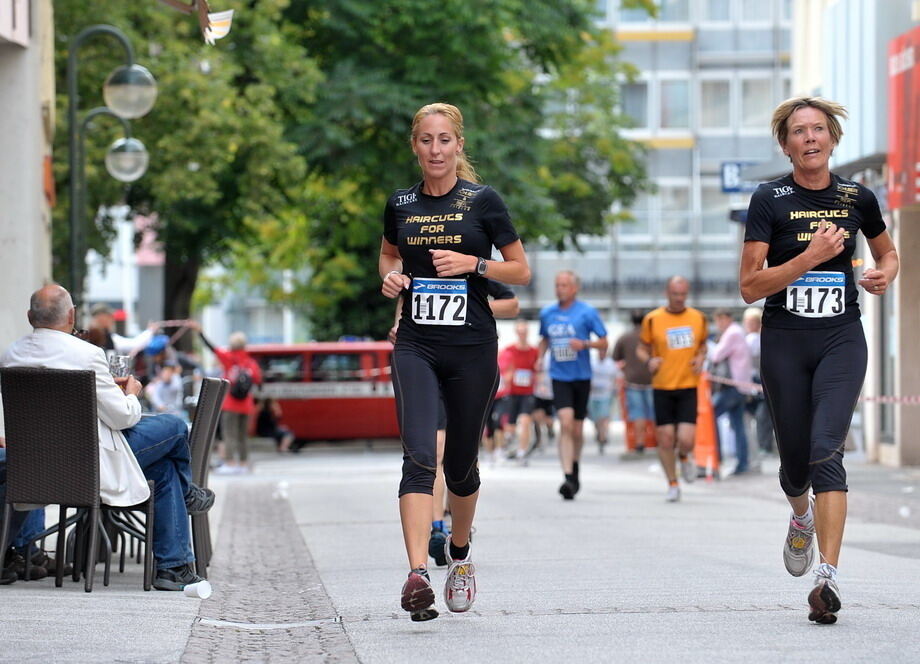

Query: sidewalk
[1,432,919,662]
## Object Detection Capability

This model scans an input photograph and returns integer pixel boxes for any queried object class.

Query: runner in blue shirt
[538,270,608,499]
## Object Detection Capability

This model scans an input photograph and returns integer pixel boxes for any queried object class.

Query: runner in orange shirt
[637,276,708,502]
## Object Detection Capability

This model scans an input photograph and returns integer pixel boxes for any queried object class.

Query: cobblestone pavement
[181,482,358,663]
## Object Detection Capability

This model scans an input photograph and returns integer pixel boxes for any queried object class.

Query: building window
[703,0,731,22]
[699,80,731,129]
[659,185,690,236]
[701,185,731,235]
[741,78,772,128]
[740,0,771,22]
[621,82,648,128]
[618,193,651,237]
[659,0,689,22]
[660,80,689,129]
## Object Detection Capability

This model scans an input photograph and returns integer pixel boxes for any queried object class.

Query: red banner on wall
[888,26,920,210]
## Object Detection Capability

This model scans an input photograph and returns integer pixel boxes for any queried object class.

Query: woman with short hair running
[741,96,898,624]
[379,102,531,621]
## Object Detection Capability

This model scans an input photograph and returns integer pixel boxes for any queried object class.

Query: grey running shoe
[401,568,438,621]
[680,457,696,483]
[808,563,841,624]
[783,500,816,577]
[666,485,681,502]
[443,540,476,613]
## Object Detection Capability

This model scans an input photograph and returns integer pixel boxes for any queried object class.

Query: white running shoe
[443,539,476,613]
[666,485,681,502]
[808,563,841,624]
[680,457,696,483]
[783,498,816,577]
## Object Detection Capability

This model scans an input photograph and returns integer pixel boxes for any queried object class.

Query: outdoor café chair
[187,376,228,578]
[0,367,154,592]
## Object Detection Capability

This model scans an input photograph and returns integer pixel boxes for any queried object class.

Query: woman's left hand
[430,249,476,277]
[858,268,889,295]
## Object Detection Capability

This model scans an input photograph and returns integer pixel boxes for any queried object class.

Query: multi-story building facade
[0,0,55,349]
[520,0,792,323]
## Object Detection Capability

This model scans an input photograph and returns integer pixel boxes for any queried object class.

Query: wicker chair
[0,367,154,592]
[187,377,228,578]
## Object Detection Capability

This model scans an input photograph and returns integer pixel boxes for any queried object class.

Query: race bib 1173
[785,271,845,318]
[411,277,467,326]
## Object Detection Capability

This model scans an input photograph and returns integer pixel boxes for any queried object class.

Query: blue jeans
[713,386,749,472]
[123,415,194,570]
[0,449,30,547]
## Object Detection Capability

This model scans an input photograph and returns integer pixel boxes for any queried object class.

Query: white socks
[793,504,815,529]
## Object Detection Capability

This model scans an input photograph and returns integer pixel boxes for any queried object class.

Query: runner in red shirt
[502,320,539,464]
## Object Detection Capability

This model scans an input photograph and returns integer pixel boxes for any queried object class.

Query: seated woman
[255,398,296,453]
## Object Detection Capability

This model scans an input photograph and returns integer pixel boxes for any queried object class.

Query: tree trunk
[163,245,201,353]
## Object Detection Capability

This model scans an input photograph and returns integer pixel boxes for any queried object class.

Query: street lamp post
[67,24,157,312]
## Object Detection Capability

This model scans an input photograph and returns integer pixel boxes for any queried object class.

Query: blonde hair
[771,96,847,148]
[410,103,480,183]
[228,331,247,350]
[742,307,763,323]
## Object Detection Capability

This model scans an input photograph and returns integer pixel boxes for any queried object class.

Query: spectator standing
[86,303,154,360]
[195,326,262,473]
[710,309,754,475]
[743,307,774,454]
[612,309,655,457]
[638,276,708,503]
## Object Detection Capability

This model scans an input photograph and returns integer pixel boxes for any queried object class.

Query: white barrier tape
[705,372,920,405]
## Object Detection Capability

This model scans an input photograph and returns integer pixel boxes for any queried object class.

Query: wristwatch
[475,257,488,276]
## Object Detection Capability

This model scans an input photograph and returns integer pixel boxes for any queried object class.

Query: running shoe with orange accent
[401,568,438,621]
[443,541,476,613]
[808,563,841,624]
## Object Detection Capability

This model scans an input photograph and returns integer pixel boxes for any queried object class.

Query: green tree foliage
[229,0,651,339]
[53,0,651,341]
[51,0,321,327]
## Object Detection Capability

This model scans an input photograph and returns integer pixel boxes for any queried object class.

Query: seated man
[0,285,214,591]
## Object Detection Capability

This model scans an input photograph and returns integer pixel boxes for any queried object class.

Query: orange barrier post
[695,372,720,480]
[618,379,639,452]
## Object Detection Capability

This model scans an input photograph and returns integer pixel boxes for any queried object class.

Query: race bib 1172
[411,277,467,326]
[785,271,845,318]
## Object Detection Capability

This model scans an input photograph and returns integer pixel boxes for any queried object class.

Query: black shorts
[653,388,697,426]
[533,397,554,415]
[552,379,591,420]
[761,321,866,496]
[506,394,536,423]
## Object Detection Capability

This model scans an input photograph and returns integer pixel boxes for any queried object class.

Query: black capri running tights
[391,339,499,497]
[760,320,866,496]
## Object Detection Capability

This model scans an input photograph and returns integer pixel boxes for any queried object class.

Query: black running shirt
[383,179,520,345]
[745,173,886,329]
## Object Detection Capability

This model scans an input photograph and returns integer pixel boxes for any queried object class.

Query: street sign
[720,161,761,193]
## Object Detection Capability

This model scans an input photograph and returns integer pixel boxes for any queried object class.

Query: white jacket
[0,328,150,506]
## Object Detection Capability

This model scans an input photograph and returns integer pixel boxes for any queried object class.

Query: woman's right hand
[381,271,410,299]
[805,222,846,265]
